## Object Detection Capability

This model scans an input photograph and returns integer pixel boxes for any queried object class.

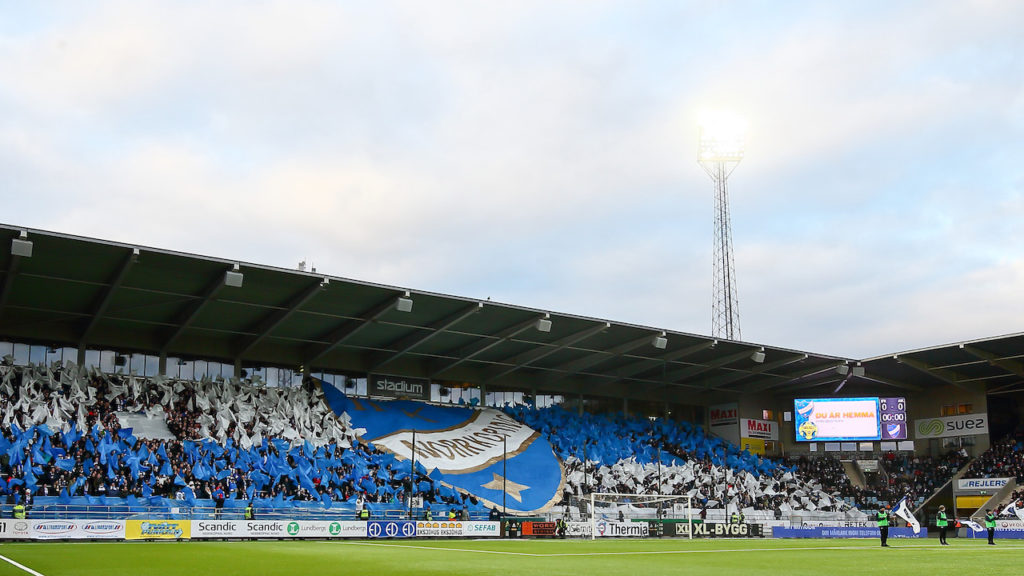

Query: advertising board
[367,520,417,539]
[125,520,191,540]
[673,523,763,538]
[914,414,989,439]
[414,521,500,537]
[191,520,367,539]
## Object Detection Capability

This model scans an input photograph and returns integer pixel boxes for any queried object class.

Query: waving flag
[962,519,985,533]
[322,383,565,514]
[1001,500,1024,521]
[893,495,920,534]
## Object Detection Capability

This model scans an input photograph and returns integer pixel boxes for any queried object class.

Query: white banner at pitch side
[370,410,537,474]
[192,520,367,539]
[29,519,125,540]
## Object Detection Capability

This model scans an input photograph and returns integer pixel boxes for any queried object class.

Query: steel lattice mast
[698,118,744,340]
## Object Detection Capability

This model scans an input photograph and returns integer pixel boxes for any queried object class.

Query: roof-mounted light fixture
[535,313,552,333]
[750,347,766,363]
[11,230,32,258]
[224,263,244,288]
[652,332,668,349]
[395,291,413,313]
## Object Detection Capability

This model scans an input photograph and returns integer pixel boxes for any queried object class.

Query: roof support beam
[233,279,326,361]
[695,353,809,390]
[369,302,483,372]
[741,363,849,394]
[304,292,407,369]
[656,348,757,385]
[430,314,549,379]
[160,265,233,355]
[894,354,979,391]
[961,344,1024,378]
[79,248,138,347]
[483,322,610,385]
[601,340,718,388]
[539,333,663,387]
[0,252,24,322]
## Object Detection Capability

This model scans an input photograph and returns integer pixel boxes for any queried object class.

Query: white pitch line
[0,553,46,576]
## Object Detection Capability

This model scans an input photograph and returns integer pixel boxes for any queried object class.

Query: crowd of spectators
[5,362,998,519]
[963,435,1024,481]
[0,364,475,511]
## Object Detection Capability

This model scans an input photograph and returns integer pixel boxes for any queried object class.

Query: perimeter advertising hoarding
[594,521,649,537]
[673,523,763,538]
[0,520,31,538]
[414,521,500,537]
[126,520,191,540]
[521,521,557,536]
[30,520,125,540]
[191,520,367,539]
[794,397,908,442]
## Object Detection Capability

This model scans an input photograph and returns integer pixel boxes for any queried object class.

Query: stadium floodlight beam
[698,110,746,341]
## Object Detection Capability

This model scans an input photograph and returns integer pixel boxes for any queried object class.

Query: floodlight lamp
[652,333,668,349]
[697,110,747,163]
[852,366,865,377]
[535,316,552,333]
[836,364,850,376]
[224,264,244,288]
[396,293,414,313]
[750,348,765,363]
[11,231,32,258]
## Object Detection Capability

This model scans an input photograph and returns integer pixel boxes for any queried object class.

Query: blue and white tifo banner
[322,385,565,514]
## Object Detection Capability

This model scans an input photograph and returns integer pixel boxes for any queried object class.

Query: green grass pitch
[0,538,1020,576]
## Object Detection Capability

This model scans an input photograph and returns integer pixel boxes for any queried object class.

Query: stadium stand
[2,362,873,525]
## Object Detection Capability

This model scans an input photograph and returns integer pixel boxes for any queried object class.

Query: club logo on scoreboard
[798,421,818,440]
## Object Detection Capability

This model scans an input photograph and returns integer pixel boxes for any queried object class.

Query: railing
[0,503,490,522]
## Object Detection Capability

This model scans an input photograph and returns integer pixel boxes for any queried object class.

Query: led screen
[794,397,907,442]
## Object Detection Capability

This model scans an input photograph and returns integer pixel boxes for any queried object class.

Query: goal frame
[588,492,693,540]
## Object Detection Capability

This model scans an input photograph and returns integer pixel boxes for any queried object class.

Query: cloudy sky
[1,1,1022,359]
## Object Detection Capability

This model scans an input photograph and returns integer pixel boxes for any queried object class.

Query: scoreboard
[794,397,907,442]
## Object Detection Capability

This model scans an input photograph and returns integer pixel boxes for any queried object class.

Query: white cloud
[1,0,1023,359]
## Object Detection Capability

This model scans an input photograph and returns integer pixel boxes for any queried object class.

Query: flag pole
[409,429,416,519]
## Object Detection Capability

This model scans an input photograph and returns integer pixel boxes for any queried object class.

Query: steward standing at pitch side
[936,505,949,545]
[876,505,891,547]
[984,509,996,545]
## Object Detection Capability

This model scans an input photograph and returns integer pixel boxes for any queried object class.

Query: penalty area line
[0,553,46,576]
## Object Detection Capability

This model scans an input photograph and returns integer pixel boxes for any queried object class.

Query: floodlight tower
[698,113,745,340]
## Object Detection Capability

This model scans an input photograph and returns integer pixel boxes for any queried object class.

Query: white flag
[893,496,920,534]
[1001,500,1024,521]
[961,519,984,533]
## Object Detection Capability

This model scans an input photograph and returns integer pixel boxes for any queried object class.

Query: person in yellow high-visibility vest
[936,505,949,545]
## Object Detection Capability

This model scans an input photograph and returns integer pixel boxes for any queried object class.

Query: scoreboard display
[794,397,907,442]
